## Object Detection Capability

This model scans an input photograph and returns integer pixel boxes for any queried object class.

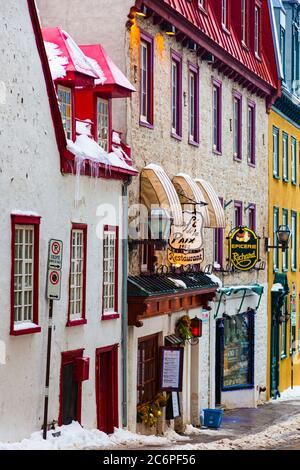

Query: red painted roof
[80,45,135,97]
[153,0,279,92]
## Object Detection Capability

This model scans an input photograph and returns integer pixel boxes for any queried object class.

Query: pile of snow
[168,278,187,289]
[206,273,222,287]
[277,386,300,401]
[67,134,134,172]
[271,283,284,292]
[184,424,202,436]
[44,42,68,80]
[0,422,188,451]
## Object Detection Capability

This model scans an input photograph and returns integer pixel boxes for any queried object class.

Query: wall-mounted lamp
[265,225,291,253]
[160,21,176,36]
[128,208,173,250]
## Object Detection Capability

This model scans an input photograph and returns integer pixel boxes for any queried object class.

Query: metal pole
[43,299,53,439]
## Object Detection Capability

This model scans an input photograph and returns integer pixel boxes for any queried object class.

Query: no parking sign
[47,239,63,300]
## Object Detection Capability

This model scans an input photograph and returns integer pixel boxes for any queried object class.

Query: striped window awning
[172,173,209,224]
[141,164,183,227]
[195,179,225,229]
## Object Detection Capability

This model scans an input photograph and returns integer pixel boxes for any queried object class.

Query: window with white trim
[273,126,279,178]
[283,132,289,182]
[57,85,72,140]
[14,225,35,324]
[273,207,279,271]
[97,98,109,152]
[69,229,85,320]
[241,0,247,44]
[103,227,118,314]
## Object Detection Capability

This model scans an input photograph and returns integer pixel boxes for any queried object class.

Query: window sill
[102,313,120,320]
[10,324,41,336]
[292,181,297,186]
[139,119,154,130]
[213,149,222,156]
[66,318,87,327]
[273,174,280,180]
[233,155,242,163]
[281,354,287,360]
[291,268,297,273]
[171,132,182,141]
[283,178,289,183]
[188,138,199,147]
[282,268,288,273]
[247,161,256,168]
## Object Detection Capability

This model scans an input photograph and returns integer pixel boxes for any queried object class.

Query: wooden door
[96,346,118,434]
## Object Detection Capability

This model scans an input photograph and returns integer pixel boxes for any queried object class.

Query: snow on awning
[42,28,102,82]
[141,164,183,227]
[80,44,136,97]
[195,179,225,229]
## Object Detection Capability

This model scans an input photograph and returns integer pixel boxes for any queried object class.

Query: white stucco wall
[0,1,125,442]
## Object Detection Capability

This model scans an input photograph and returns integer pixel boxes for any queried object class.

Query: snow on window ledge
[11,322,41,336]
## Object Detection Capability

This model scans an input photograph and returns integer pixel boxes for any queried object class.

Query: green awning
[214,284,264,319]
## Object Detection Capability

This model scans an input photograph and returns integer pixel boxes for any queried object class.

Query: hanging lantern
[190,316,202,338]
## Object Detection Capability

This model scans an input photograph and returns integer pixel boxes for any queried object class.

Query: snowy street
[1,390,300,451]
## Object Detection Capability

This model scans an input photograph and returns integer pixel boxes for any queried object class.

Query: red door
[96,345,118,434]
[59,349,83,426]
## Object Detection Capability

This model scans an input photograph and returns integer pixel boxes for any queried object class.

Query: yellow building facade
[268,107,300,399]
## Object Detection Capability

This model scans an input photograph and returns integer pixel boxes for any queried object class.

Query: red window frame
[171,50,182,140]
[56,83,76,142]
[233,90,242,161]
[234,201,243,227]
[188,62,200,146]
[212,78,222,154]
[140,31,154,128]
[248,203,256,232]
[247,100,256,167]
[102,225,119,320]
[66,223,88,327]
[213,198,224,268]
[94,95,112,152]
[10,214,41,336]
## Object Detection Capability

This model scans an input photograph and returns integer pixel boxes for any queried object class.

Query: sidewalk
[138,398,300,450]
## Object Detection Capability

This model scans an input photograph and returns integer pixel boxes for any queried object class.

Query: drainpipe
[121,176,132,428]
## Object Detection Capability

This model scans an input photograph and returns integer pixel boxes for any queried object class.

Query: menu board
[159,347,184,392]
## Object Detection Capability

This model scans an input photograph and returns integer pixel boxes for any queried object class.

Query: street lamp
[265,225,291,253]
[128,208,172,250]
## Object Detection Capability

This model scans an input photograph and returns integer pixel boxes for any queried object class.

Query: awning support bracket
[236,289,247,314]
[214,291,225,319]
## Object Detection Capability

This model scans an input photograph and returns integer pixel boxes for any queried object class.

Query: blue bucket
[202,408,224,429]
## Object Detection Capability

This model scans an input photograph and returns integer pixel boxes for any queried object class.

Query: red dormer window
[241,0,248,45]
[96,98,110,152]
[222,0,229,30]
[57,85,73,140]
[198,0,206,11]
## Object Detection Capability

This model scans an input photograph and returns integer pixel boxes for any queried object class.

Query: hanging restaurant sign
[167,209,204,266]
[228,226,260,271]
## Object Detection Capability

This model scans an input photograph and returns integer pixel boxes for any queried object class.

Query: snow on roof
[42,28,104,81]
[44,42,68,81]
[206,273,222,288]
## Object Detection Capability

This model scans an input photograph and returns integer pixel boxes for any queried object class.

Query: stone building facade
[37,0,280,432]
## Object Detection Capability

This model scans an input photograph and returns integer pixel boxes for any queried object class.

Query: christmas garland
[137,393,168,427]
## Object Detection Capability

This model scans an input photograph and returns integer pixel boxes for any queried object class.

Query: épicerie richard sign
[228,226,260,271]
